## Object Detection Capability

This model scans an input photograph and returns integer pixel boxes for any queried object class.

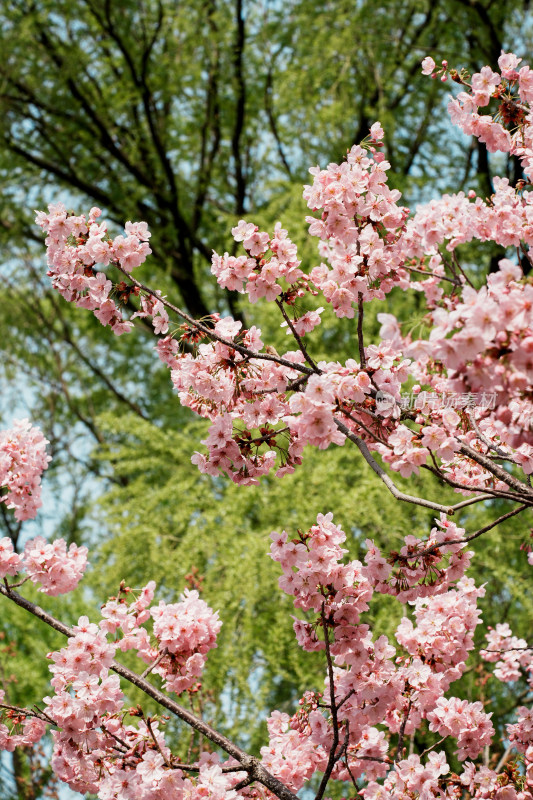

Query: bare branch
[357,293,366,369]
[334,418,460,514]
[140,648,169,679]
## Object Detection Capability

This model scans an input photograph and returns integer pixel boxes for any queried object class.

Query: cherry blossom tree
[2,52,533,799]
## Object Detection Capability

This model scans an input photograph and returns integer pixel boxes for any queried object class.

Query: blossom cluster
[212,221,307,304]
[0,419,50,521]
[305,142,411,316]
[266,512,493,793]
[34,63,533,502]
[35,204,152,335]
[1,569,224,797]
[0,535,88,595]
[364,514,473,600]
[481,623,533,790]
[0,688,47,752]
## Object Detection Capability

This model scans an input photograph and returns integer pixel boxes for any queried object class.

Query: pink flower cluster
[23,49,533,799]
[212,221,307,304]
[396,577,484,675]
[35,204,151,335]
[0,537,22,578]
[266,512,492,786]
[165,316,306,483]
[0,535,87,595]
[260,709,328,791]
[0,419,50,521]
[442,52,533,167]
[363,514,473,600]
[362,751,450,800]
[23,536,88,595]
[427,696,494,760]
[460,761,529,800]
[482,622,532,681]
[33,99,533,503]
[0,688,47,752]
[148,589,221,694]
[304,139,411,316]
[479,623,533,794]
[12,577,224,797]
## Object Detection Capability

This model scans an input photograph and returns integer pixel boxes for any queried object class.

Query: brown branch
[403,265,460,286]
[174,764,246,773]
[146,716,172,768]
[140,648,169,679]
[395,699,412,762]
[495,744,514,773]
[407,504,530,560]
[231,0,247,217]
[421,460,528,506]
[466,411,512,461]
[357,293,366,369]
[193,0,222,230]
[275,298,319,371]
[314,605,340,800]
[336,689,355,712]
[339,407,389,447]
[114,265,315,376]
[458,441,533,497]
[334,418,460,514]
[264,64,292,177]
[419,736,446,758]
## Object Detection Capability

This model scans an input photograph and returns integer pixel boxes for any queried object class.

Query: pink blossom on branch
[23,536,88,596]
[0,419,50,521]
[10,47,533,800]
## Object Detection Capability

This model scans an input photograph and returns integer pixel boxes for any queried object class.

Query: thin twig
[3,577,30,590]
[467,412,514,461]
[275,298,320,372]
[174,764,246,773]
[314,605,341,800]
[336,689,355,712]
[140,648,168,679]
[0,702,54,727]
[422,461,529,505]
[100,723,131,753]
[395,699,412,762]
[419,736,446,757]
[339,407,389,446]
[458,440,533,498]
[410,504,529,559]
[357,293,366,369]
[334,418,460,514]
[403,265,460,285]
[496,744,514,773]
[146,716,172,768]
